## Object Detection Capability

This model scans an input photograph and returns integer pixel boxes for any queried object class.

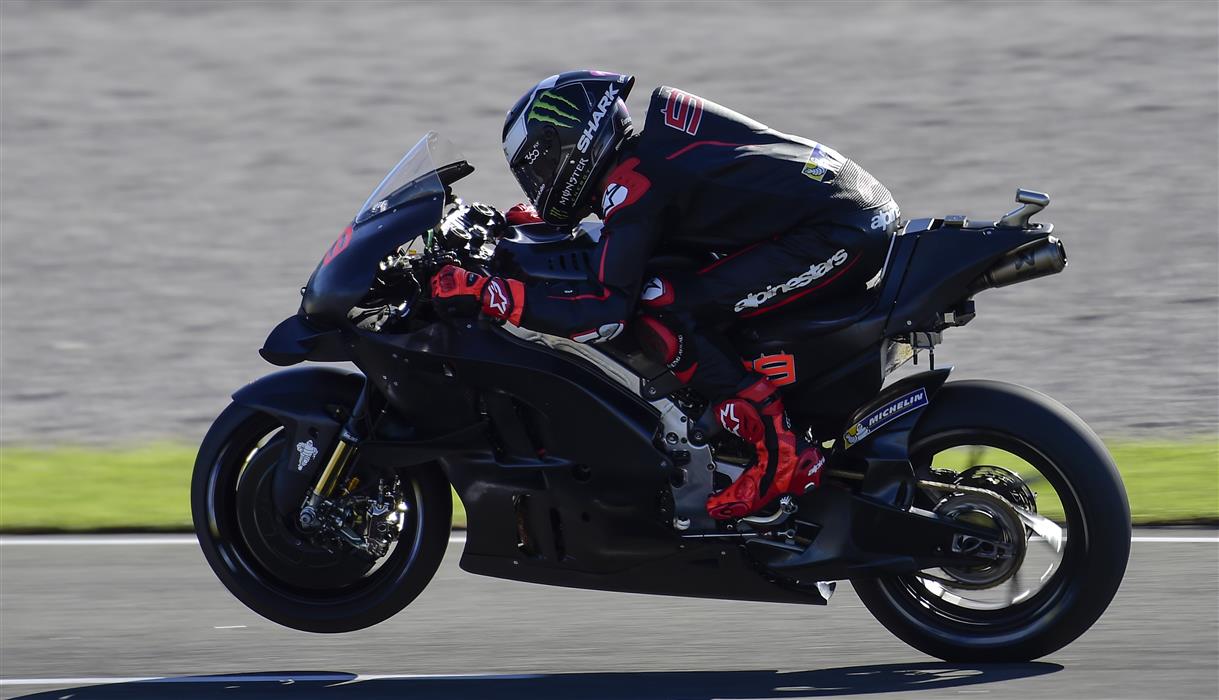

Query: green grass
[0,440,1214,532]
[1107,442,1219,525]
[928,441,1219,525]
[0,444,467,533]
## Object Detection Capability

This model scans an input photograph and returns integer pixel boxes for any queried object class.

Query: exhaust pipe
[970,236,1067,293]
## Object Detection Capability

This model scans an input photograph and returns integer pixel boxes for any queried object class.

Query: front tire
[851,380,1131,661]
[192,401,452,633]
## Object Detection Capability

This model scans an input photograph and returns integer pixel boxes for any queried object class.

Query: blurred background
[1,0,1216,446]
[1,3,1216,698]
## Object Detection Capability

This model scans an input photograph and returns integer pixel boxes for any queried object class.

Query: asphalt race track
[0,531,1215,700]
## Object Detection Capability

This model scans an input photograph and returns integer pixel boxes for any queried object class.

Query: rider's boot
[705,377,825,520]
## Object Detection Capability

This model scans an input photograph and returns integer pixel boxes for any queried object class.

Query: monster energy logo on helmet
[527,90,581,128]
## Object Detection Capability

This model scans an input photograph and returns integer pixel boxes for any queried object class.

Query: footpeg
[740,495,798,526]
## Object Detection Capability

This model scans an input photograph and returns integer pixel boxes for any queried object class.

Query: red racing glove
[480,276,526,325]
[505,202,544,226]
[431,264,487,317]
[431,264,525,325]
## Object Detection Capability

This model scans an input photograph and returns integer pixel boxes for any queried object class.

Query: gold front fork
[311,439,357,498]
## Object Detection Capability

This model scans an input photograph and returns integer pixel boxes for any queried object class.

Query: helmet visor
[509,125,563,207]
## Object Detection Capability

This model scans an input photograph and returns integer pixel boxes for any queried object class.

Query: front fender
[232,366,366,515]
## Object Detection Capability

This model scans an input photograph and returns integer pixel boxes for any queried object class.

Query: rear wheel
[851,380,1130,661]
[192,402,452,632]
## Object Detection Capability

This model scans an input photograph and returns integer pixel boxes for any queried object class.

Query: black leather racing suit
[516,86,902,400]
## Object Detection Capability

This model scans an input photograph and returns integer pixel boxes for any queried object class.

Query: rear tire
[851,380,1130,661]
[192,401,452,633]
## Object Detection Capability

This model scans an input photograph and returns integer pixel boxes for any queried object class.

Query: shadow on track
[14,662,1061,699]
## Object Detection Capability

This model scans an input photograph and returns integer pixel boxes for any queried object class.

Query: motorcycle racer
[432,70,901,519]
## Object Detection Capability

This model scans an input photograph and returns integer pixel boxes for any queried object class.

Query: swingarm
[743,480,1027,583]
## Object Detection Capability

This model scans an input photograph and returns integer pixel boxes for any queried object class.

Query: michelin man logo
[843,423,871,447]
[295,439,319,471]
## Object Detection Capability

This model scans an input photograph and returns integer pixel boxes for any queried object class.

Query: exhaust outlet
[970,236,1067,293]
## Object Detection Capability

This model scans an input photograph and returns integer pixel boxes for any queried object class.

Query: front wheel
[192,402,452,633]
[851,380,1131,661]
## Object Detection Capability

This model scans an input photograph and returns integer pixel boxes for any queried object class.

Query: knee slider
[636,315,681,365]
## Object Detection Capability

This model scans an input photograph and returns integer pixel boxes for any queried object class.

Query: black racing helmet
[503,70,635,227]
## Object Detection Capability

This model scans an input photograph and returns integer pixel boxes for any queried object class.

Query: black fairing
[350,323,671,563]
[348,319,1002,596]
[492,226,600,282]
[259,314,348,366]
[302,194,444,323]
[884,222,1054,334]
[328,321,830,604]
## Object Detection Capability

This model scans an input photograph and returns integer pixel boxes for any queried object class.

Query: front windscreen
[354,131,466,225]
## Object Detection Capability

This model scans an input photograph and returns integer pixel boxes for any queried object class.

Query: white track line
[0,533,1212,546]
[0,536,199,546]
[0,672,543,687]
[1131,536,1218,543]
[0,533,469,546]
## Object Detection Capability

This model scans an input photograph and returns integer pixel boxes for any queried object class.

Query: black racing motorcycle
[193,132,1130,661]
